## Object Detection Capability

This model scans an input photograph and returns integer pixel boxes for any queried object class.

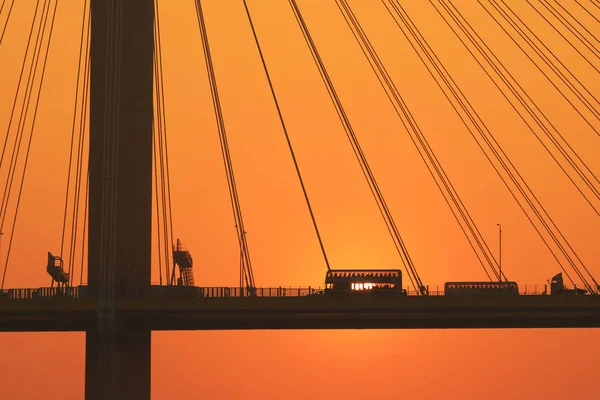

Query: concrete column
[87,1,154,398]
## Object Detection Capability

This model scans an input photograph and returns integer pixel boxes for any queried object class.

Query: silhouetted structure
[172,239,195,287]
[550,273,587,295]
[47,252,69,288]
[86,1,154,398]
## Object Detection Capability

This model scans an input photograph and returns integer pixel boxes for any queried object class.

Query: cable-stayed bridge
[0,0,599,399]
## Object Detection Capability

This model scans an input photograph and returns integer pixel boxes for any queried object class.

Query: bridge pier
[87,1,154,399]
[85,321,151,399]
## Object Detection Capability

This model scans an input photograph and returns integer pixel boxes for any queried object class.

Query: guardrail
[1,287,80,300]
[0,286,324,300]
[200,287,320,298]
[519,285,548,295]
[0,283,560,301]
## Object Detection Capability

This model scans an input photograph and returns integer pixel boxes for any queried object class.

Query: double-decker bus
[444,281,519,296]
[324,269,405,296]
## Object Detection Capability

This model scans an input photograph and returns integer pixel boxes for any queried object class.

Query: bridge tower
[86,1,154,399]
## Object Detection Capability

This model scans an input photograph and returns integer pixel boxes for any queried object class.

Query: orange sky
[0,0,599,398]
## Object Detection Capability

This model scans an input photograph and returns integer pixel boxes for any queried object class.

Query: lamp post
[497,223,502,283]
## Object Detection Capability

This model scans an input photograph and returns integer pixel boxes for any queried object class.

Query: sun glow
[351,283,374,290]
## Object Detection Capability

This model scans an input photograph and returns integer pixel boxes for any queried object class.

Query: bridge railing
[0,287,79,300]
[0,283,554,300]
[199,287,321,298]
[520,285,547,295]
[406,288,445,296]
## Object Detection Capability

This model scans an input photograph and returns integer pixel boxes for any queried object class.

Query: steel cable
[242,0,332,271]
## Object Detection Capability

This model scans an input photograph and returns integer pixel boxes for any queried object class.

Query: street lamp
[497,223,502,284]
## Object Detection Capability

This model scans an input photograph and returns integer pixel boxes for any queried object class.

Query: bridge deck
[1,291,599,332]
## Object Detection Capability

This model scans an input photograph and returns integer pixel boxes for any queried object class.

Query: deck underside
[1,295,599,332]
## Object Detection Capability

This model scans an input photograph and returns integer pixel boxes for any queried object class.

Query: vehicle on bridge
[444,281,519,296]
[550,273,587,295]
[324,269,406,296]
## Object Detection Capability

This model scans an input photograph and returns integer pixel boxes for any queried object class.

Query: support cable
[480,0,600,135]
[67,52,90,287]
[435,0,600,291]
[0,0,41,173]
[195,0,256,289]
[60,0,89,286]
[242,0,332,271]
[385,0,597,292]
[527,0,600,68]
[431,0,596,290]
[574,0,600,24]
[435,0,600,215]
[1,0,59,290]
[547,0,600,51]
[1,0,48,226]
[0,0,14,46]
[389,0,582,288]
[154,0,174,286]
[152,1,165,285]
[152,120,164,285]
[80,173,89,286]
[287,0,426,294]
[338,0,497,281]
